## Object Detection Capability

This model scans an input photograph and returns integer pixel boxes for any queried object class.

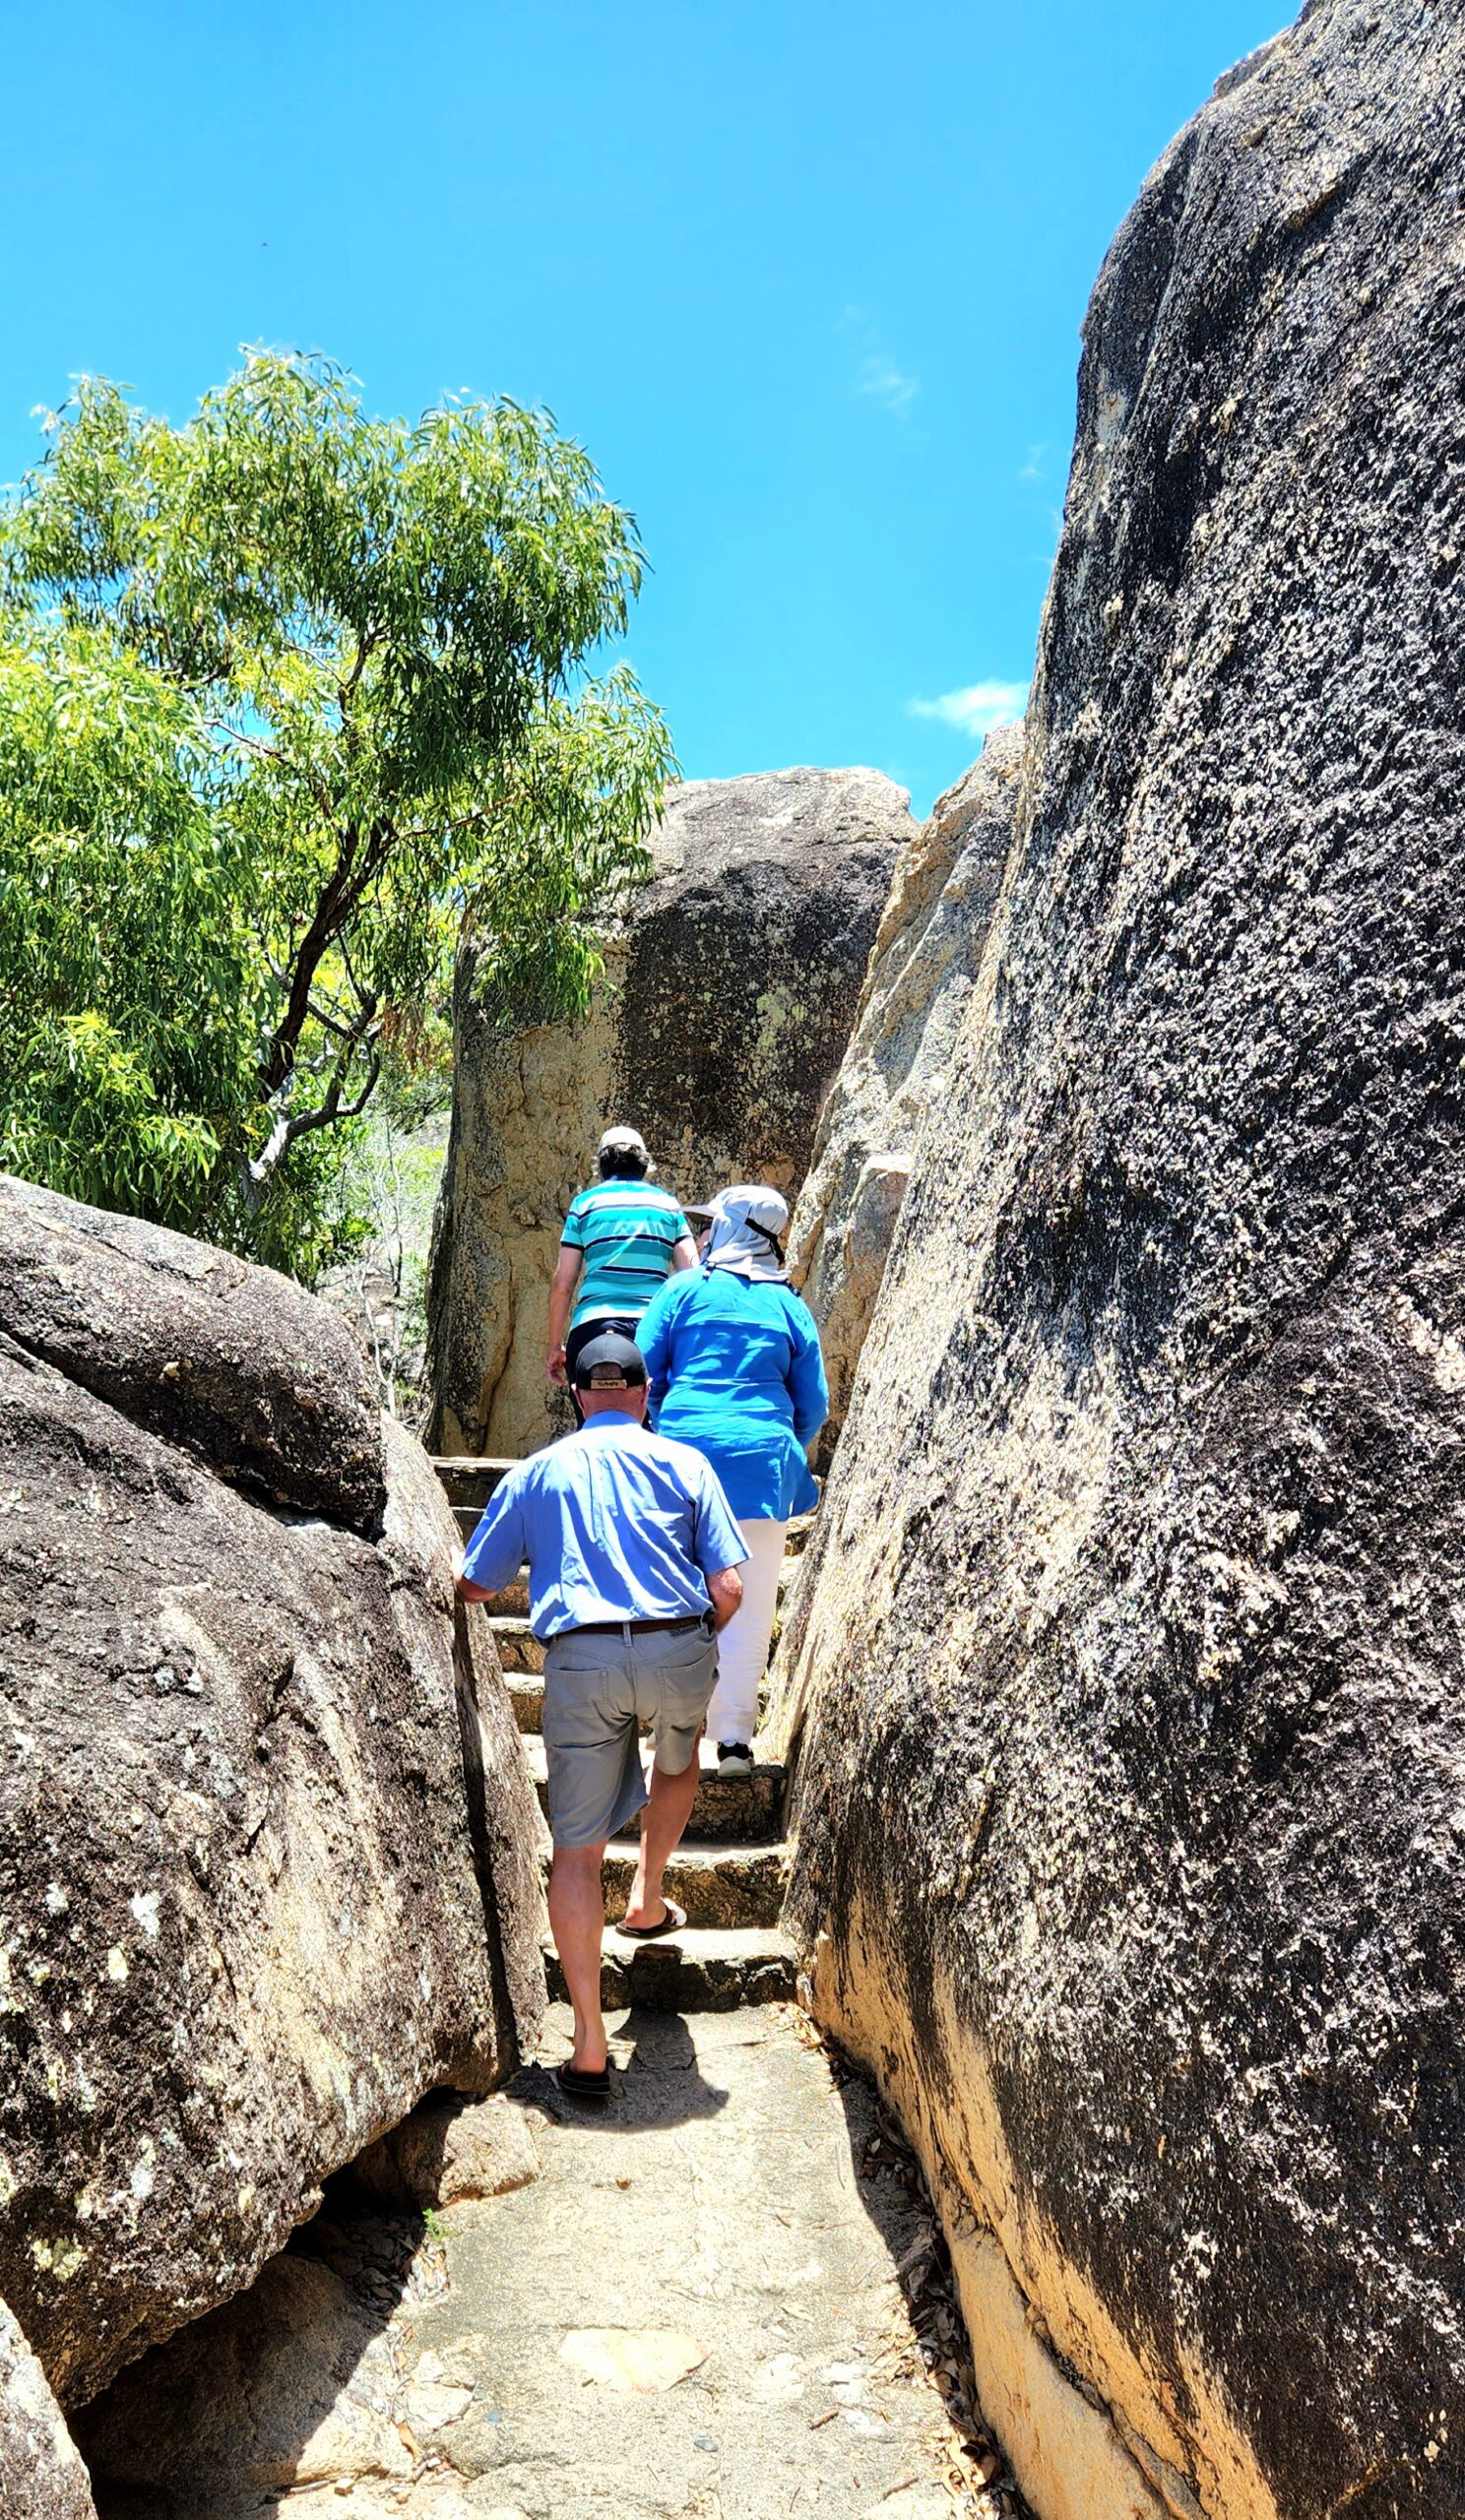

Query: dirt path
[85,2001,1019,2520]
[393,2003,997,2520]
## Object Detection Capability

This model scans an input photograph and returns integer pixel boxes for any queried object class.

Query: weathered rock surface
[0,1174,385,1532]
[0,2299,97,2518]
[426,768,913,1456]
[0,1176,544,2408]
[788,724,1024,1453]
[355,2092,541,2209]
[779,9,1465,2519]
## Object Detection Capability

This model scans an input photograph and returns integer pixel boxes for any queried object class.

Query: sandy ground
[87,2004,1018,2520]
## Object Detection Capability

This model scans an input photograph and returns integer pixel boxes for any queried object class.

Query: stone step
[431,1455,518,1511]
[602,1839,788,1931]
[505,1673,543,1733]
[524,1738,785,1846]
[543,1924,796,2013]
[483,1575,531,1617]
[492,1617,544,1675]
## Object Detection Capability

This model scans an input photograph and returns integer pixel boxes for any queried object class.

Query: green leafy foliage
[0,621,256,1229]
[0,350,674,1274]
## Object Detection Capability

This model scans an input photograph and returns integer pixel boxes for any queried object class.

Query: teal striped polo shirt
[561,1180,691,1329]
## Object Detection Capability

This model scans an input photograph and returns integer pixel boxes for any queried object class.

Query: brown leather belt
[569,1614,708,1637]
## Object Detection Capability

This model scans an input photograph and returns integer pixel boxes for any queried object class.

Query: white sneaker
[717,1740,754,1778]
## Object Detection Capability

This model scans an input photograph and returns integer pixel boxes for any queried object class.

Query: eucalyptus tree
[0,620,261,1232]
[0,350,673,1272]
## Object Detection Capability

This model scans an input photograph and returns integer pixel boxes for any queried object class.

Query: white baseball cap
[599,1124,650,1160]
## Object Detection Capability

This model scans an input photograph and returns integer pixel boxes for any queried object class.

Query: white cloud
[859,354,918,414]
[907,678,1029,738]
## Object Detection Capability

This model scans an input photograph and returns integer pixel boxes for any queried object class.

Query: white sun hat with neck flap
[703,1184,790,1282]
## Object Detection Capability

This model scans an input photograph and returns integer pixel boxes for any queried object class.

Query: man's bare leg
[548,1840,609,2073]
[621,1738,703,1931]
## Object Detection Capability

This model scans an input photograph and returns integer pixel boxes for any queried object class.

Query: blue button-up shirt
[461,1411,748,1639]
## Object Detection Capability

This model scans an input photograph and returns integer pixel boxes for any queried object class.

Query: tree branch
[246,1024,381,1196]
[338,626,376,716]
[307,991,368,1042]
[397,803,495,849]
[258,815,393,1094]
[209,720,335,816]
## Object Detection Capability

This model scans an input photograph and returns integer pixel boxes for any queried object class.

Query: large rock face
[427,767,913,1456]
[778,10,1465,2520]
[787,724,1024,1454]
[0,1175,544,2408]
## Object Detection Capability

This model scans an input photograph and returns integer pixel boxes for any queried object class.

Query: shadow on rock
[827,2046,1023,2505]
[74,2172,449,2520]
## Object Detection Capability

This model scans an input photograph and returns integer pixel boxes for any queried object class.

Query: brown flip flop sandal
[614,1899,686,1942]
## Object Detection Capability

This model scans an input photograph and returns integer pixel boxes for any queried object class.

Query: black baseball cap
[572,1331,648,1391]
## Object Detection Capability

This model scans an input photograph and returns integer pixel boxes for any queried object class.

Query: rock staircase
[434,1455,802,2015]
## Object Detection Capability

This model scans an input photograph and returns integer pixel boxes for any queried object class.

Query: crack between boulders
[450,1601,523,2072]
[823,2027,1215,2520]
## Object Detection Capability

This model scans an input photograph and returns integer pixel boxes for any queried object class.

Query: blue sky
[0,1,1281,816]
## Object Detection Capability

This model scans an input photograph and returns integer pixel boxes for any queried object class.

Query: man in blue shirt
[457,1332,746,2103]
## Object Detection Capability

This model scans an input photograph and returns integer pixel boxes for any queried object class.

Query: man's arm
[706,1564,744,1631]
[545,1243,581,1387]
[669,1233,698,1274]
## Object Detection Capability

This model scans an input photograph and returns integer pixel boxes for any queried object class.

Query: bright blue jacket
[637,1266,828,1523]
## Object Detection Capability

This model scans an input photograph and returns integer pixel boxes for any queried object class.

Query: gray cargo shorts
[540,1618,719,1850]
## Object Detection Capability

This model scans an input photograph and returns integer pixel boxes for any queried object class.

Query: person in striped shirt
[546,1126,698,1423]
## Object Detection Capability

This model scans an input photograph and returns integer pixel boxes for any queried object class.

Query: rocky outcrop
[0,2300,97,2518]
[74,2208,442,2512]
[427,768,913,1456]
[0,1174,544,2408]
[778,9,1465,2520]
[354,2089,540,2209]
[0,1179,385,1532]
[787,724,1024,1453]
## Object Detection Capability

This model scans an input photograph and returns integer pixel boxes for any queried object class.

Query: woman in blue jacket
[637,1184,828,1776]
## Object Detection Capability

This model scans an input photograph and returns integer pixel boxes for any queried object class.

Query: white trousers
[707,1517,789,1746]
